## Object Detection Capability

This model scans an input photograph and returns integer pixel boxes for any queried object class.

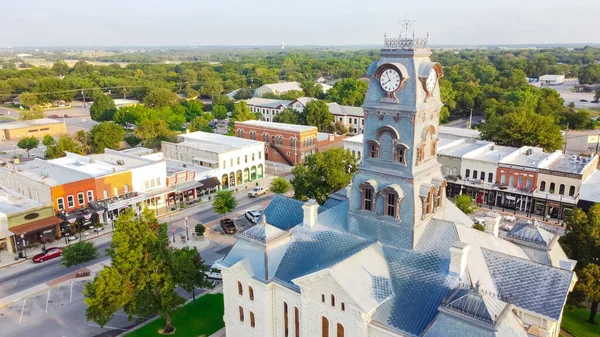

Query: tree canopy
[304,100,333,131]
[90,93,117,122]
[17,136,39,157]
[212,190,237,217]
[142,87,178,108]
[291,148,358,204]
[326,78,368,107]
[90,122,126,153]
[61,241,99,268]
[45,135,84,159]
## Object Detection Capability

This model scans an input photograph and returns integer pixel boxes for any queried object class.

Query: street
[0,190,274,337]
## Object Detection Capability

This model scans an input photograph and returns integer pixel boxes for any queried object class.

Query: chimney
[484,211,501,237]
[302,199,319,228]
[449,241,470,280]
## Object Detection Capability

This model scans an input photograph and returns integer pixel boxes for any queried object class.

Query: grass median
[126,293,224,337]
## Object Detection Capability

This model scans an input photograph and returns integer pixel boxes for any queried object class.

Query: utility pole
[563,123,569,154]
[81,90,86,109]
[595,132,599,155]
[468,109,473,129]
[123,88,127,99]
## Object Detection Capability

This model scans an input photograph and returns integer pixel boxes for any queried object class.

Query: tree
[17,136,39,157]
[473,223,485,231]
[19,109,44,120]
[113,105,150,126]
[291,148,358,204]
[124,134,141,147]
[233,88,254,100]
[18,93,38,108]
[479,110,563,151]
[189,115,214,133]
[194,223,206,237]
[452,195,475,214]
[51,60,69,76]
[34,77,74,103]
[180,100,204,122]
[231,101,256,122]
[301,82,324,98]
[90,122,126,153]
[42,134,55,146]
[271,176,292,194]
[579,64,600,84]
[212,105,228,120]
[90,93,117,122]
[304,100,333,131]
[45,136,84,159]
[143,87,178,108]
[212,190,237,218]
[184,85,198,99]
[61,241,99,268]
[84,209,202,333]
[280,89,305,100]
[560,205,600,267]
[326,78,368,106]
[333,120,348,135]
[170,247,214,304]
[74,130,92,154]
[135,119,173,145]
[577,263,600,324]
[273,109,300,125]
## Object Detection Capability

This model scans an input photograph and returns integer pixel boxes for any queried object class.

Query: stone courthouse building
[218,32,577,337]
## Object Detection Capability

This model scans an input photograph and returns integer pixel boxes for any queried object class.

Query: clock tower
[348,31,447,249]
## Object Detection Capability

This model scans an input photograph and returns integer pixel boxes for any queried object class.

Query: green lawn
[562,307,600,337]
[126,293,224,337]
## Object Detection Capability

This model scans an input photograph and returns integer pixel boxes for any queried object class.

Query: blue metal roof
[482,248,573,320]
[261,195,305,231]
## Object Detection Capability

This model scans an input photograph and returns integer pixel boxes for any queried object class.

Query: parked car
[205,259,223,280]
[220,218,237,234]
[580,99,589,102]
[48,114,59,118]
[32,247,62,263]
[248,187,269,197]
[245,210,261,223]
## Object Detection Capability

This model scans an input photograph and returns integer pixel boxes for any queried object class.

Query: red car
[32,247,62,263]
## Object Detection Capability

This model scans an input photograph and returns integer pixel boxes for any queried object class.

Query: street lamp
[185,217,189,241]
[13,144,16,157]
[20,234,27,259]
[40,234,46,253]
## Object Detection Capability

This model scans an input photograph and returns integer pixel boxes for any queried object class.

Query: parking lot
[0,280,139,337]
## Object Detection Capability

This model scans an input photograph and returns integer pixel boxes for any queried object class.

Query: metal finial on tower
[398,18,416,40]
[384,19,429,51]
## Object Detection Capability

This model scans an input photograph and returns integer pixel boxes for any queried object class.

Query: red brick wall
[496,167,538,190]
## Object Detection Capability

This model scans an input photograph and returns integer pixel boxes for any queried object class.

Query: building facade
[235,120,318,166]
[220,33,575,337]
[161,131,265,189]
[0,118,66,141]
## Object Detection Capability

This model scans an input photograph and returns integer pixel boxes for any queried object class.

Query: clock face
[426,68,437,93]
[379,68,402,93]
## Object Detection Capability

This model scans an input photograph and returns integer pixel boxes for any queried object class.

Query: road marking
[45,289,50,312]
[70,281,74,303]
[19,299,26,323]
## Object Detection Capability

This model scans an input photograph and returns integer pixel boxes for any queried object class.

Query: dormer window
[381,185,403,219]
[386,193,397,217]
[366,140,380,159]
[364,187,374,211]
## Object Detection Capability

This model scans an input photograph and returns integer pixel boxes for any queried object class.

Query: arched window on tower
[393,144,407,165]
[559,184,565,195]
[366,140,380,159]
[382,185,403,219]
[569,185,576,197]
[550,182,556,193]
[540,181,546,192]
[359,180,377,212]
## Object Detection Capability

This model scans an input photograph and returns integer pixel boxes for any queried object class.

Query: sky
[2,0,598,47]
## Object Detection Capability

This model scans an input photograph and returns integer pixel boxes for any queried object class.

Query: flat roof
[119,147,155,157]
[438,141,491,158]
[0,118,62,130]
[8,158,93,186]
[50,153,124,177]
[464,144,519,163]
[438,126,481,139]
[344,134,363,144]
[176,131,263,153]
[165,159,212,176]
[89,149,156,169]
[0,186,43,215]
[245,97,292,108]
[580,169,600,202]
[500,147,557,168]
[236,120,316,133]
[544,153,594,174]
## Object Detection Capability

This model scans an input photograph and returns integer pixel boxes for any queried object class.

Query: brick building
[234,120,319,166]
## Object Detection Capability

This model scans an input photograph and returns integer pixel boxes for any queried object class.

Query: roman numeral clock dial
[379,68,401,94]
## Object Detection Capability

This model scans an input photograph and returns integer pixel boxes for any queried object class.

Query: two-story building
[234,120,319,166]
[161,131,265,189]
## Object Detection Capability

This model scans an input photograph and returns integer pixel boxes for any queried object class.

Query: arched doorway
[250,166,257,181]
[236,170,243,185]
[257,164,264,179]
[229,172,235,187]
[243,168,250,183]
[221,174,229,189]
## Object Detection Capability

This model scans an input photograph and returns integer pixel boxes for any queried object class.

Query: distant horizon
[2,0,599,48]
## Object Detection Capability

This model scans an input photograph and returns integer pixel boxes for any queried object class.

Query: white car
[245,210,261,223]
[248,187,269,197]
[205,259,223,280]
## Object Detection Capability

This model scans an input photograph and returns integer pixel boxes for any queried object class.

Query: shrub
[61,241,99,268]
[195,223,206,237]
[271,176,292,194]
[473,223,485,231]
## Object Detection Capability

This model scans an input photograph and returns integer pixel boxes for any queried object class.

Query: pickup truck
[220,218,237,234]
[248,187,269,197]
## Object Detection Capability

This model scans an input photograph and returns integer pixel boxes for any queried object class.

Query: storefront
[8,205,63,255]
[59,204,105,236]
[196,177,221,197]
[99,192,146,225]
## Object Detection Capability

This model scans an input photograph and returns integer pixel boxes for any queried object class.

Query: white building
[255,82,331,97]
[539,74,565,85]
[328,103,365,135]
[344,134,364,163]
[161,131,265,189]
[247,98,293,122]
[219,33,575,337]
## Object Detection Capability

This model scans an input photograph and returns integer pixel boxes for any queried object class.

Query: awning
[173,180,203,192]
[9,216,63,235]
[198,177,220,190]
